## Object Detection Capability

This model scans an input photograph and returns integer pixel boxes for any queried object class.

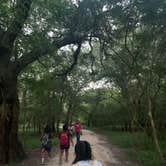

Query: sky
[84,79,112,91]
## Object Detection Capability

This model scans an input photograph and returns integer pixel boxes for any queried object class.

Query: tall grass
[93,126,165,166]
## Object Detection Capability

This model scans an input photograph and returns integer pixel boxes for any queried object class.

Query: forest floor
[17,130,138,166]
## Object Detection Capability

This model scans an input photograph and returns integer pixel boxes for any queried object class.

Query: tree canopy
[0,0,166,164]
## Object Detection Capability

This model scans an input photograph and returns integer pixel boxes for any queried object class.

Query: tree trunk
[51,121,55,133]
[56,119,60,134]
[0,73,26,163]
[148,97,165,164]
[66,103,72,124]
[87,113,93,127]
[20,87,27,135]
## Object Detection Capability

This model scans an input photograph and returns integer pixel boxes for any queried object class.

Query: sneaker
[41,158,44,164]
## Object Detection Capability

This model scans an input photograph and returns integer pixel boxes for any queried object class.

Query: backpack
[75,123,81,133]
[60,131,68,146]
[42,133,49,146]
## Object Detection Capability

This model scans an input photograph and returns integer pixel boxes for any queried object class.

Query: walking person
[72,140,102,166]
[68,121,74,137]
[40,125,53,164]
[74,120,82,143]
[59,124,74,164]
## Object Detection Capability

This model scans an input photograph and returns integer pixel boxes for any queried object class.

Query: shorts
[41,143,52,152]
[60,144,70,150]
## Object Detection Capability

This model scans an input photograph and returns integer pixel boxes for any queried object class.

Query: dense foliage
[0,0,165,164]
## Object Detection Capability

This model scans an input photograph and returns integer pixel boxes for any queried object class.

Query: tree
[97,0,166,162]
[0,0,110,163]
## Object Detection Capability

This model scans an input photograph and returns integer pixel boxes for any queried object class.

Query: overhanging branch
[15,46,51,74]
[55,43,82,76]
[15,35,83,75]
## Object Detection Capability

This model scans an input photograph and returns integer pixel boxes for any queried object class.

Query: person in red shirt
[74,120,82,143]
[59,124,73,164]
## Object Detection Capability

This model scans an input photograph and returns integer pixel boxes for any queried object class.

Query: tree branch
[53,33,84,48]
[55,43,82,76]
[124,21,134,59]
[0,27,4,39]
[15,46,51,74]
[3,0,32,47]
[15,34,84,74]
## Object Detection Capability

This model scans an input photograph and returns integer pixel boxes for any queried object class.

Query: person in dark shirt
[40,125,52,164]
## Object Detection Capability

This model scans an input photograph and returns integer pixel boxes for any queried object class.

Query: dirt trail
[18,129,138,166]
[47,130,138,166]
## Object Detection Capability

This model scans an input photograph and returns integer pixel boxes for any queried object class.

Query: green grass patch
[19,131,41,151]
[7,131,59,165]
[128,150,163,166]
[92,127,165,166]
[8,161,18,166]
[102,130,135,148]
[19,131,58,151]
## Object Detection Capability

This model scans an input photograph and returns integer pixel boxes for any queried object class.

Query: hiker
[40,125,53,164]
[59,124,74,164]
[72,141,102,166]
[74,120,82,143]
[68,121,74,137]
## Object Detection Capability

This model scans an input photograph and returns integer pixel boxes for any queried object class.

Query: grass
[19,131,41,151]
[8,131,59,166]
[8,162,18,166]
[129,150,163,166]
[19,131,58,151]
[92,126,165,166]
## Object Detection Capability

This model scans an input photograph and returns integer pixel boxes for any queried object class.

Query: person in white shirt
[72,141,102,166]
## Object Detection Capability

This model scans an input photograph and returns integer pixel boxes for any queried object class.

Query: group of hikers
[40,120,102,166]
